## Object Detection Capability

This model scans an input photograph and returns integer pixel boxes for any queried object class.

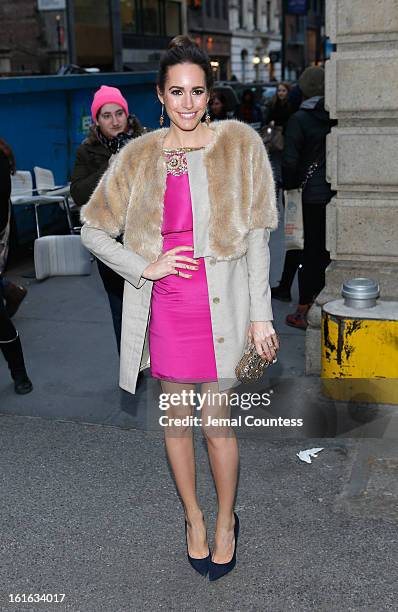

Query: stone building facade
[306,0,398,373]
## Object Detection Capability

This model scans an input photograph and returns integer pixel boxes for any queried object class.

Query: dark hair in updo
[157,35,214,94]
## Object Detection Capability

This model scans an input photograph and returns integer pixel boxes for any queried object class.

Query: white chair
[11,170,64,238]
[33,166,70,197]
[11,170,68,238]
[33,166,80,234]
[10,171,37,200]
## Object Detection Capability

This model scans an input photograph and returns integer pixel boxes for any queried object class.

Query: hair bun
[168,35,198,50]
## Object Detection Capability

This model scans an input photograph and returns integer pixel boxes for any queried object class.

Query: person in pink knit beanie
[91,85,129,123]
[70,86,143,358]
[90,85,130,144]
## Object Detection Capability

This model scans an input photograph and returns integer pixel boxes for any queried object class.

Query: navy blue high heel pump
[208,512,239,582]
[185,519,210,576]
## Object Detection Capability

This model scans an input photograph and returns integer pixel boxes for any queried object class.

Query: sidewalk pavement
[0,220,397,611]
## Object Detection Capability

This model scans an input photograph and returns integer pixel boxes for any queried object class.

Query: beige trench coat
[80,121,278,394]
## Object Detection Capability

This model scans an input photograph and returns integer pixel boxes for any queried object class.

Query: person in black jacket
[263,82,293,130]
[0,141,32,394]
[281,66,336,329]
[71,86,143,353]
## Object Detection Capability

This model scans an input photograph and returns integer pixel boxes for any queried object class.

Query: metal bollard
[321,278,398,405]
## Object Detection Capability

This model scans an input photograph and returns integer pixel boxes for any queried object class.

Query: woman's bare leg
[200,382,239,563]
[160,380,208,558]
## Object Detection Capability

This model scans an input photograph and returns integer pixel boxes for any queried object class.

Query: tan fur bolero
[80,119,278,262]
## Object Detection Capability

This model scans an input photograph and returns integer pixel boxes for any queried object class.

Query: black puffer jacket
[282,96,336,204]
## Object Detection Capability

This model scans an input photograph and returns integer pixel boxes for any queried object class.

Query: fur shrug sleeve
[249,131,278,231]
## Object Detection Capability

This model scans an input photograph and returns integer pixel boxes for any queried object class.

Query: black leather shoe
[209,512,239,582]
[14,375,33,395]
[185,519,210,576]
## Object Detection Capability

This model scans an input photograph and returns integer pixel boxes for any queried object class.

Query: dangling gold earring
[159,104,165,127]
[205,107,211,126]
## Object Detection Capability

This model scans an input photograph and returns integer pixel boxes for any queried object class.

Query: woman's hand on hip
[142,246,199,281]
[248,321,279,362]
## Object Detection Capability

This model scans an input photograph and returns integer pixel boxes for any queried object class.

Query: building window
[206,0,212,17]
[223,0,228,19]
[74,0,113,67]
[122,0,182,36]
[142,0,160,35]
[166,1,181,35]
[241,48,248,82]
[239,0,244,28]
[121,0,138,33]
[267,0,272,31]
[253,0,258,29]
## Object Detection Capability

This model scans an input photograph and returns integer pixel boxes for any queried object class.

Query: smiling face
[96,103,128,139]
[157,62,210,133]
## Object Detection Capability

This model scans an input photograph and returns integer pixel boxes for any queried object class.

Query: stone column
[306,0,398,374]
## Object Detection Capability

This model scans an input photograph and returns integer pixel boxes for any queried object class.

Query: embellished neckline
[163,146,205,153]
[163,147,200,176]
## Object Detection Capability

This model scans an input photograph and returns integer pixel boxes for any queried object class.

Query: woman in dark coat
[281,66,336,329]
[264,82,293,130]
[263,82,294,187]
[0,140,32,394]
[71,86,143,353]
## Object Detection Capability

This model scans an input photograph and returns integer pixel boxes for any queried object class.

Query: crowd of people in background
[1,63,335,393]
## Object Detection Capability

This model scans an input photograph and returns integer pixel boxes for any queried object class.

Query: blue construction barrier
[0,72,160,243]
[0,71,159,183]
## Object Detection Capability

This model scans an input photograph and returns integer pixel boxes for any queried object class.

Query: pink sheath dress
[149,149,218,382]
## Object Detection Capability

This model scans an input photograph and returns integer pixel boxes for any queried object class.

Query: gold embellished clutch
[235,342,277,384]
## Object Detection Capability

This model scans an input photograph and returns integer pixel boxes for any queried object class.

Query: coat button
[213,297,220,304]
[217,337,224,343]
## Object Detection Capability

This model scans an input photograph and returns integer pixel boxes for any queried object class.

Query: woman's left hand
[248,321,279,362]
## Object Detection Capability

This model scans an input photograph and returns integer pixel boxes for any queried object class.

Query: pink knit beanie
[91,85,129,122]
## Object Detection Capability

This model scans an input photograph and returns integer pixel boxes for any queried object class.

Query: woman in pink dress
[81,35,279,582]
[140,37,279,581]
[149,146,218,383]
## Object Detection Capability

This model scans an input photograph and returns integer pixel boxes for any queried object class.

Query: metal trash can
[321,278,398,405]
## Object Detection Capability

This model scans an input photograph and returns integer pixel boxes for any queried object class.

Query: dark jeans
[299,201,331,305]
[96,259,124,354]
[0,276,17,342]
